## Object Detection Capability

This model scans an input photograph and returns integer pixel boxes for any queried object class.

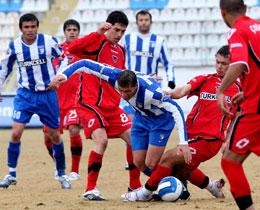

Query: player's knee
[11,130,22,142]
[49,131,61,144]
[133,159,146,171]
[68,125,80,137]
[145,160,157,171]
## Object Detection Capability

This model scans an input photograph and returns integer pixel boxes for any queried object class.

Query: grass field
[0,128,259,210]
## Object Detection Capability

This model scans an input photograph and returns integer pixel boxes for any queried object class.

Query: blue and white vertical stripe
[120,32,175,83]
[0,34,63,92]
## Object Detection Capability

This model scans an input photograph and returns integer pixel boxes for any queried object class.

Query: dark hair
[135,10,152,22]
[63,19,80,32]
[106,10,129,27]
[220,0,245,14]
[19,13,39,29]
[216,45,230,59]
[118,70,137,88]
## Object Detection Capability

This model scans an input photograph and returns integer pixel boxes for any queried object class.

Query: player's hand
[149,72,163,82]
[97,22,112,35]
[231,92,244,108]
[168,81,175,89]
[47,75,66,90]
[177,144,192,165]
[217,91,233,117]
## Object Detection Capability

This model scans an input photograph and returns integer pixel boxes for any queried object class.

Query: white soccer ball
[158,176,183,202]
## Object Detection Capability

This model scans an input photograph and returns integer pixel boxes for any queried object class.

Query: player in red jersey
[217,1,260,209]
[43,19,83,181]
[121,45,242,202]
[68,11,141,200]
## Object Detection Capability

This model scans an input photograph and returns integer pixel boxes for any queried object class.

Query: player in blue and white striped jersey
[0,13,70,189]
[48,59,192,178]
[120,10,175,89]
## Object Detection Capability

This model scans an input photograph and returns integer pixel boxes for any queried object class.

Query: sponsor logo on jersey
[150,41,156,48]
[131,51,153,57]
[250,23,260,34]
[38,45,45,54]
[230,43,243,49]
[200,92,231,102]
[227,28,236,40]
[19,58,47,67]
[112,55,118,63]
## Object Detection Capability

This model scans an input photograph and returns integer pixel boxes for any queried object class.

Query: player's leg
[65,109,82,180]
[118,128,142,191]
[221,114,260,210]
[0,122,25,188]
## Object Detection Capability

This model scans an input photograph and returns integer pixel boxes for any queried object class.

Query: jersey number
[13,110,21,120]
[236,138,249,149]
[120,113,129,123]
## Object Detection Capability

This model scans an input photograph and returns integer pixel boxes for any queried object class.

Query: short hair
[19,13,39,29]
[63,19,80,32]
[135,10,152,22]
[220,0,245,14]
[216,45,230,59]
[106,10,129,27]
[118,70,137,88]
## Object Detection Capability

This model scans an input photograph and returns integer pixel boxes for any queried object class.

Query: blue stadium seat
[143,0,156,9]
[0,0,9,12]
[9,0,22,12]
[156,0,168,9]
[129,0,143,9]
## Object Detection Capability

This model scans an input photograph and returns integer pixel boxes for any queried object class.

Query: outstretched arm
[164,84,192,99]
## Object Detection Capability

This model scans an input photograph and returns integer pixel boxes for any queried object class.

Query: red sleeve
[187,74,209,98]
[68,32,103,57]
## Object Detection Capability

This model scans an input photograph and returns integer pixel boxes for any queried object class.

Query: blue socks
[8,141,21,177]
[52,142,66,177]
[143,167,153,177]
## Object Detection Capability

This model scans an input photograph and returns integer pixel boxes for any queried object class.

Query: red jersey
[54,41,81,109]
[228,16,260,114]
[69,32,125,109]
[186,73,241,141]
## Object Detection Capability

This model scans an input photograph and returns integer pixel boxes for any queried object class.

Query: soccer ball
[158,176,183,202]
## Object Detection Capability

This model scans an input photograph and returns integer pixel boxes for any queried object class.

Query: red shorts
[228,114,260,156]
[77,104,132,139]
[43,108,80,134]
[186,135,223,170]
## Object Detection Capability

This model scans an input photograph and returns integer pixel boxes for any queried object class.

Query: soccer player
[120,9,175,89]
[43,19,83,181]
[217,1,260,209]
[117,45,242,202]
[0,13,71,189]
[48,60,191,184]
[67,11,141,200]
[120,10,175,118]
[162,45,242,200]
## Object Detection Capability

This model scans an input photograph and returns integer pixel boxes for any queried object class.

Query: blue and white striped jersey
[0,34,63,92]
[58,59,187,145]
[120,32,175,83]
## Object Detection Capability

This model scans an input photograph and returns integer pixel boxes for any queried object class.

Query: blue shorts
[13,88,60,129]
[131,112,175,151]
[119,98,135,115]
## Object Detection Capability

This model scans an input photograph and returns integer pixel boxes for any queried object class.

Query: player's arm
[0,46,16,96]
[164,84,192,99]
[217,63,245,117]
[160,40,175,89]
[48,59,120,90]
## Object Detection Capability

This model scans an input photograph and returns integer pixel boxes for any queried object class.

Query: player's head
[118,70,138,101]
[106,10,129,44]
[19,13,39,44]
[215,45,230,78]
[136,10,152,34]
[63,19,80,43]
[220,0,247,28]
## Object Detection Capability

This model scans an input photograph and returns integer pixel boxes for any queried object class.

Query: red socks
[44,140,54,160]
[146,164,172,191]
[126,144,142,190]
[70,135,82,174]
[221,158,251,198]
[189,168,209,189]
[86,150,103,192]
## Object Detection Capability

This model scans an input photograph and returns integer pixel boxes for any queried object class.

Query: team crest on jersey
[112,55,118,63]
[38,45,45,54]
[150,41,156,48]
[227,29,236,40]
